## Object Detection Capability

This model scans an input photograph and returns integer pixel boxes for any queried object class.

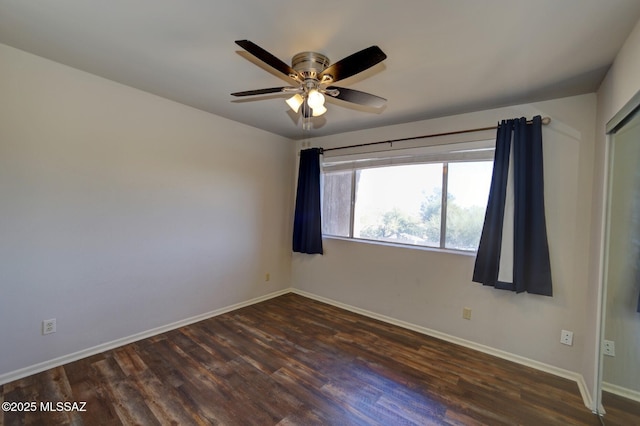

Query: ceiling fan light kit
[231,40,387,130]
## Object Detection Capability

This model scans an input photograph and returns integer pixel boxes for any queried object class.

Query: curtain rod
[320,116,551,154]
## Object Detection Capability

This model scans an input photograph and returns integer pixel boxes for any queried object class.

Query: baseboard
[291,288,593,410]
[0,288,291,386]
[602,382,640,403]
[1,286,594,411]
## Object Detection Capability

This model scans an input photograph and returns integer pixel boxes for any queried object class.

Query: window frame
[321,141,494,253]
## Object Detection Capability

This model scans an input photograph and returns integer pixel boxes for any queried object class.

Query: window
[321,141,493,252]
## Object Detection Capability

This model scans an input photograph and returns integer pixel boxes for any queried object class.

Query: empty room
[1,1,640,425]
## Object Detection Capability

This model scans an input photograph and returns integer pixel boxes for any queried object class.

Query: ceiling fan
[231,40,387,129]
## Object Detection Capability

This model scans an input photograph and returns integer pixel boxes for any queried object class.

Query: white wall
[592,17,640,403]
[0,43,294,380]
[293,94,597,385]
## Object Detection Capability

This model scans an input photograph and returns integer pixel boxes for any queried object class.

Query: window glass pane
[322,171,352,237]
[353,164,442,247]
[445,161,492,250]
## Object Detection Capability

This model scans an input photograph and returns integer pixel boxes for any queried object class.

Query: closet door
[600,98,640,422]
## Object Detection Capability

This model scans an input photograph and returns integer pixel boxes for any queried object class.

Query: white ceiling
[1,1,640,140]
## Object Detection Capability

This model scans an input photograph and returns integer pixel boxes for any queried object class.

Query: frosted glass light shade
[286,94,304,113]
[307,89,325,109]
[312,104,327,117]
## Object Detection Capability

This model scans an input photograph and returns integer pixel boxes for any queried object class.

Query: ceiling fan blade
[326,86,387,108]
[235,40,301,82]
[231,87,290,97]
[318,46,386,83]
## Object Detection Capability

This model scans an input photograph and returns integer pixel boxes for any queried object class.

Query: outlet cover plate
[603,340,615,357]
[462,307,471,320]
[560,329,573,346]
[42,318,56,335]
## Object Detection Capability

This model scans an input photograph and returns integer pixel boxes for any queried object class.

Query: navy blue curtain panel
[293,148,323,254]
[472,120,513,291]
[473,116,552,296]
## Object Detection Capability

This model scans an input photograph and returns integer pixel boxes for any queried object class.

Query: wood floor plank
[93,357,161,426]
[601,391,640,426]
[112,346,208,426]
[1,293,606,425]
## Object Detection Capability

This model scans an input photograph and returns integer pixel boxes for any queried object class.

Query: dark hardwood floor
[601,391,640,426]
[1,293,604,425]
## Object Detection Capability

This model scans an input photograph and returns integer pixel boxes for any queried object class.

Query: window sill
[322,235,478,257]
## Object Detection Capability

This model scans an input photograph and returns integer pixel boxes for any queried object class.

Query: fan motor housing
[291,52,330,79]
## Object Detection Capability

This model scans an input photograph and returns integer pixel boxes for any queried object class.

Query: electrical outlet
[42,318,56,335]
[603,340,615,357]
[462,307,472,320]
[560,329,573,346]
[265,273,270,282]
